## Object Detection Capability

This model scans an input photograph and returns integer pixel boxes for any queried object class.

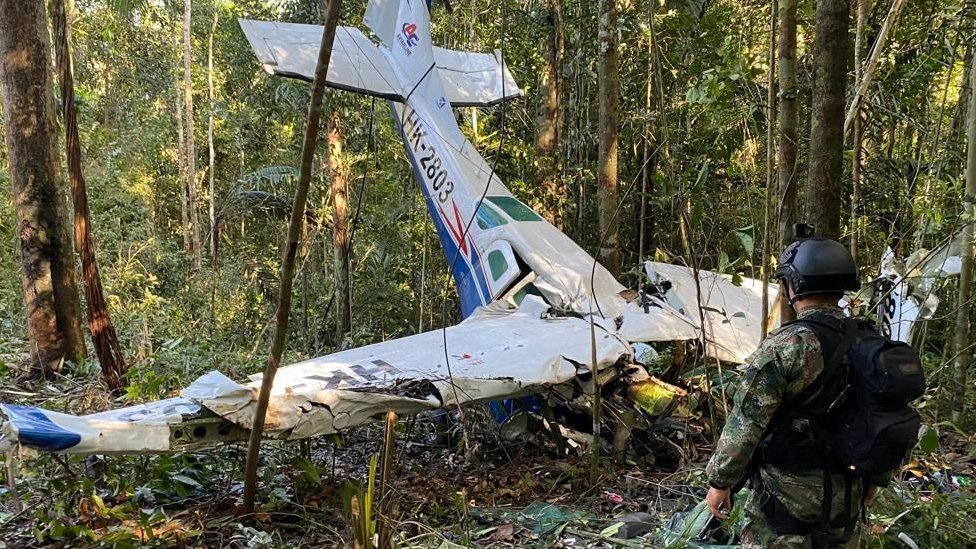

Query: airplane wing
[239,19,403,101]
[432,47,520,107]
[237,19,520,107]
[644,262,777,364]
[0,298,631,454]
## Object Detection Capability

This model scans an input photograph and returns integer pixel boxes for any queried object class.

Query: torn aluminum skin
[0,298,631,454]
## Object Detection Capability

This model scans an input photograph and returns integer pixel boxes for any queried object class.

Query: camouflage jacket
[705,304,889,522]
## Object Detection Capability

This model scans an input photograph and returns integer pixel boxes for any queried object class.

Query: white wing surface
[0,299,630,454]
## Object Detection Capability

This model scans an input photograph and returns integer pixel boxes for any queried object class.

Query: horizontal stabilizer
[238,19,521,107]
[433,47,520,107]
[239,19,402,101]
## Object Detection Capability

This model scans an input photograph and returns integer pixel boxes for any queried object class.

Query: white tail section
[374,0,435,96]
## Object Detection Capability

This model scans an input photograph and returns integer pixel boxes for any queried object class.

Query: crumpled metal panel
[645,262,776,364]
[184,297,630,439]
[0,299,631,454]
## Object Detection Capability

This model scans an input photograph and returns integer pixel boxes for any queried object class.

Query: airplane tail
[238,13,519,106]
[365,0,435,95]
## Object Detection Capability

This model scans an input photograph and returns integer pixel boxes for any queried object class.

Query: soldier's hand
[706,486,732,519]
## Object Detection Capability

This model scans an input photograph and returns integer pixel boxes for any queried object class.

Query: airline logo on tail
[400,22,419,51]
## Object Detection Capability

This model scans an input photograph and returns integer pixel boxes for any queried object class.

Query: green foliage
[0,0,974,543]
[863,484,976,548]
[341,453,378,549]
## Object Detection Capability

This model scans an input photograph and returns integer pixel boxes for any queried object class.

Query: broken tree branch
[844,0,906,137]
[242,0,341,516]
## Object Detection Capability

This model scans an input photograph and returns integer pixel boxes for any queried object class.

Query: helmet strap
[783,279,800,306]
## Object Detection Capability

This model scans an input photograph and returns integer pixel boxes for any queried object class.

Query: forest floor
[0,373,975,547]
[0,368,715,548]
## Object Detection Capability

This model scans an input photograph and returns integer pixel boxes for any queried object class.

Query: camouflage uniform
[706,304,886,548]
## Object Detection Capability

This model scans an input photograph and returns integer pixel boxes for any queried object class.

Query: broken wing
[0,299,630,454]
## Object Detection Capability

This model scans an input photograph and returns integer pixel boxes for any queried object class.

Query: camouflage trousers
[740,487,859,549]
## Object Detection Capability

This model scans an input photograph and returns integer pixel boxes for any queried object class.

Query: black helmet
[774,237,859,300]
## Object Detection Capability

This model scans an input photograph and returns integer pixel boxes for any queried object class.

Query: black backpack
[758,314,926,478]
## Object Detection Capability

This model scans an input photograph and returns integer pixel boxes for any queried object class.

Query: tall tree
[952,45,976,424]
[805,0,849,240]
[327,111,351,341]
[176,85,190,253]
[0,0,86,373]
[207,5,218,260]
[777,0,799,323]
[951,46,974,169]
[535,0,564,229]
[636,0,657,261]
[183,0,202,270]
[597,0,621,278]
[762,0,778,336]
[242,0,341,515]
[52,0,126,391]
[850,0,870,260]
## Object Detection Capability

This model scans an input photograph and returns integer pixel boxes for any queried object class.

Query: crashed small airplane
[3,0,800,456]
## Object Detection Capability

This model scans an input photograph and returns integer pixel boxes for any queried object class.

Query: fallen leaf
[487,523,515,542]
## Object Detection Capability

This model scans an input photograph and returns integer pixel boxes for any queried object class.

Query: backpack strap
[773,315,853,420]
[821,469,833,531]
[760,315,864,534]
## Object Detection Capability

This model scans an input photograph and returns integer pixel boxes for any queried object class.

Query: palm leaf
[239,166,300,193]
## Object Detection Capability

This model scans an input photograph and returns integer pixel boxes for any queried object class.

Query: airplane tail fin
[366,0,436,95]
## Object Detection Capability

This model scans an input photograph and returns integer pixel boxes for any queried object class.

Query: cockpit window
[486,196,543,222]
[476,202,509,230]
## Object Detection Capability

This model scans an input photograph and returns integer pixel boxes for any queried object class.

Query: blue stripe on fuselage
[3,405,82,451]
[390,102,491,318]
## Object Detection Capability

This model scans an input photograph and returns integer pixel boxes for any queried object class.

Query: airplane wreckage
[0,0,960,458]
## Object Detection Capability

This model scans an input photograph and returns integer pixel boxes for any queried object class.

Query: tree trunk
[950,45,974,174]
[850,0,869,262]
[636,0,657,262]
[176,86,190,253]
[535,0,564,229]
[242,0,341,515]
[951,48,976,424]
[327,111,351,341]
[207,6,218,260]
[762,0,778,337]
[183,0,202,270]
[777,0,799,323]
[467,0,478,145]
[597,0,621,278]
[0,0,86,373]
[567,3,582,238]
[805,0,849,240]
[52,0,126,391]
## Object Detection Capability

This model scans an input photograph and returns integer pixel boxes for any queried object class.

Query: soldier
[704,236,890,548]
